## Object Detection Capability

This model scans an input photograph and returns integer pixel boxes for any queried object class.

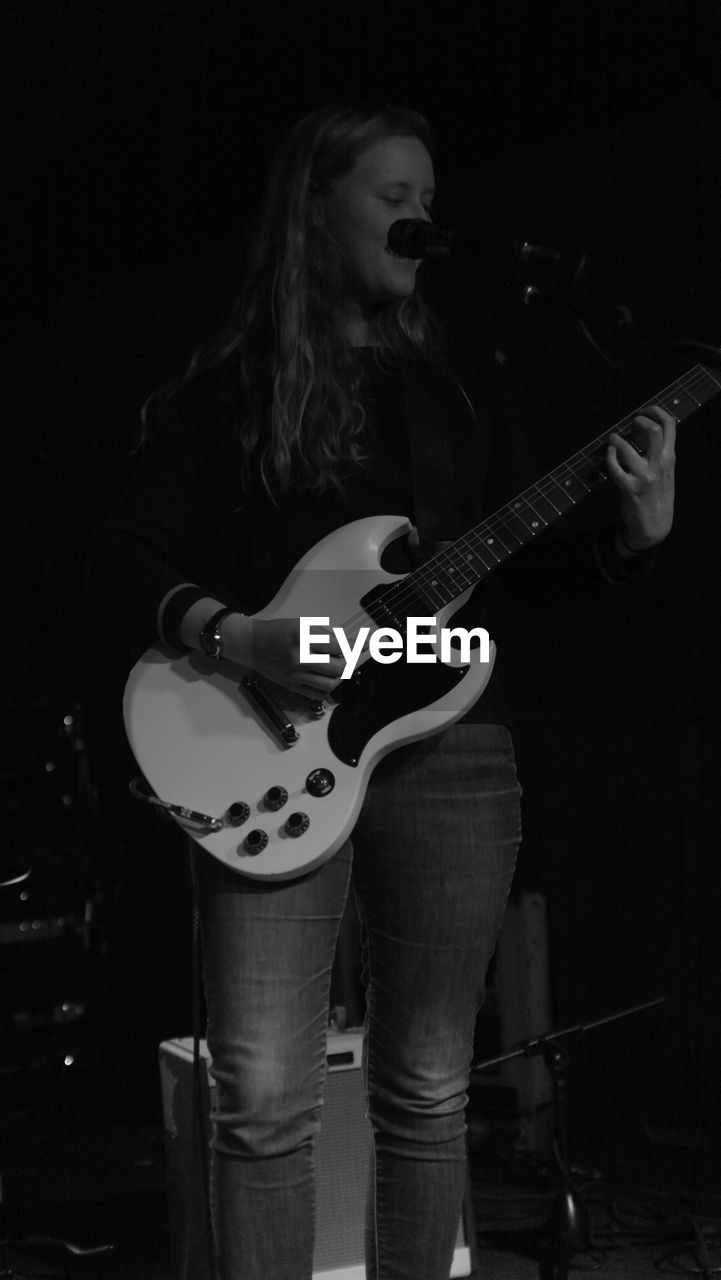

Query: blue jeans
[198,723,521,1280]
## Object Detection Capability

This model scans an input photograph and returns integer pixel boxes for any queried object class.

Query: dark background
[6,0,721,1178]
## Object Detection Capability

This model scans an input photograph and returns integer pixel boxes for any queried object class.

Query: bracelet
[159,583,205,649]
[199,607,234,660]
[618,527,646,556]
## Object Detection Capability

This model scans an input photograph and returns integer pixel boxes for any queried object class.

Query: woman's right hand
[223,614,346,698]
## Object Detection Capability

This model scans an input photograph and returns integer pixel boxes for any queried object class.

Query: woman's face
[321,134,435,319]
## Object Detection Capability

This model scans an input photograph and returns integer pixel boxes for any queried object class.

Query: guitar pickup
[240,675,300,746]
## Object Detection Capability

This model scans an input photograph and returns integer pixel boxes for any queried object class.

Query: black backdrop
[7,0,721,1166]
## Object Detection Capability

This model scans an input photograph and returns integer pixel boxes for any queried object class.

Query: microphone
[386,219,566,267]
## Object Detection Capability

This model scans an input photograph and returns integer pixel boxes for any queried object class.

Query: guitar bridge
[240,675,300,746]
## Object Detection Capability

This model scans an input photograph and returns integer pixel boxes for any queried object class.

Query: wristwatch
[198,607,234,660]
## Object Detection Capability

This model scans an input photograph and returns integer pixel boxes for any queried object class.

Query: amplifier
[159,1029,476,1279]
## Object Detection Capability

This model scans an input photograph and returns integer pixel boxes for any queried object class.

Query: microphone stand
[473,995,666,1280]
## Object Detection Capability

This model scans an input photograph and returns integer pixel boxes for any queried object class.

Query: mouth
[385,246,419,264]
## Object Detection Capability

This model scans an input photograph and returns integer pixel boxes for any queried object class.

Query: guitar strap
[401,362,462,547]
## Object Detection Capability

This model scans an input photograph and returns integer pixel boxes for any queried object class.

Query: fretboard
[365,361,720,625]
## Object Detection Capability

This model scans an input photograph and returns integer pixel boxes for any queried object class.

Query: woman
[90,103,675,1280]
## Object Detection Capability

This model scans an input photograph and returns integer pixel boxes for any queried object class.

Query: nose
[412,200,432,222]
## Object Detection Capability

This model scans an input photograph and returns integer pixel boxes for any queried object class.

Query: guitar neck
[374,361,721,620]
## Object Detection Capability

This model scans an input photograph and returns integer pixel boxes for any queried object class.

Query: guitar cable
[183,841,217,1280]
[129,778,218,1276]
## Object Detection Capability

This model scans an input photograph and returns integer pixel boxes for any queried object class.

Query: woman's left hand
[606,404,676,550]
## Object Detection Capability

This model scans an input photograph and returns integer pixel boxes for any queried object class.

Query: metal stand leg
[540,1042,590,1279]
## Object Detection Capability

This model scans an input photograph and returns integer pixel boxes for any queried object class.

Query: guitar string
[332,365,717,645]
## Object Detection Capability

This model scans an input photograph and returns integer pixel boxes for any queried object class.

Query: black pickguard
[327,658,470,766]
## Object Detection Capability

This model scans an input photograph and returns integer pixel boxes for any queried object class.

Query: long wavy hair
[187,102,442,501]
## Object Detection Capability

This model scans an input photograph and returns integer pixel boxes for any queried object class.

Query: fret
[545,474,577,512]
[555,461,595,500]
[456,542,498,575]
[499,509,536,544]
[472,543,501,572]
[653,368,719,421]
[421,557,484,602]
[469,534,504,565]
[485,523,522,555]
[505,500,543,536]
[417,548,482,602]
[663,385,702,417]
[525,490,562,523]
[439,549,476,590]
[418,576,453,609]
[515,498,548,534]
[680,368,721,403]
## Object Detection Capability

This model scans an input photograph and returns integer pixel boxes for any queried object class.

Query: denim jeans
[198,723,521,1280]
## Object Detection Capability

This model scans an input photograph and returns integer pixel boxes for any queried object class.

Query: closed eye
[383,197,434,219]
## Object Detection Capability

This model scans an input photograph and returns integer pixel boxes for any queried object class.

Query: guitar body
[124,514,495,879]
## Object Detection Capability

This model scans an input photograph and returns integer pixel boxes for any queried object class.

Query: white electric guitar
[124,361,719,879]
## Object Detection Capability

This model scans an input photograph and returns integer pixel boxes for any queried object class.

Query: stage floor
[2,1065,720,1280]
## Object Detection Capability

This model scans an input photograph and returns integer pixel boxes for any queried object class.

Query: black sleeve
[87,373,250,662]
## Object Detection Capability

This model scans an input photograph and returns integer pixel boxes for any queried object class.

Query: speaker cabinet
[159,1029,476,1278]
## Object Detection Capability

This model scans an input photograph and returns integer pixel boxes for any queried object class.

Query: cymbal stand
[474,995,666,1280]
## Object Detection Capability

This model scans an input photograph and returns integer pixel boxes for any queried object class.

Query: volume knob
[242,829,268,855]
[226,802,250,827]
[263,786,288,811]
[284,812,310,838]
